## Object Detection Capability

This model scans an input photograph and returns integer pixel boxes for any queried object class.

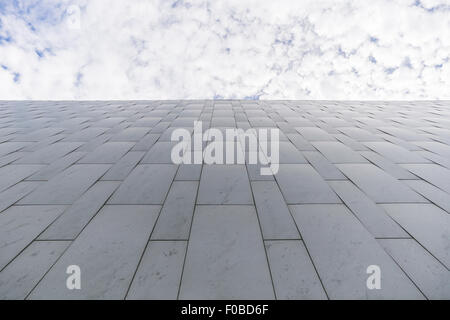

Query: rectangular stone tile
[378,239,450,300]
[0,142,31,157]
[151,181,198,240]
[179,205,274,299]
[150,121,171,133]
[13,128,63,142]
[63,127,108,142]
[197,165,253,205]
[338,127,383,141]
[141,141,180,164]
[360,151,418,180]
[131,133,159,151]
[418,151,450,170]
[126,241,187,300]
[0,127,19,136]
[419,126,450,138]
[253,128,288,141]
[159,127,194,142]
[303,151,347,180]
[39,181,120,240]
[275,164,340,204]
[378,126,425,141]
[402,164,450,194]
[381,204,450,268]
[101,151,144,180]
[162,114,178,122]
[175,164,202,180]
[108,164,177,204]
[0,152,28,168]
[251,181,300,239]
[320,117,352,127]
[148,111,169,119]
[389,117,427,127]
[290,204,424,299]
[364,142,429,164]
[78,142,134,164]
[110,127,149,142]
[276,122,297,133]
[404,180,450,213]
[265,240,327,299]
[276,141,308,163]
[27,151,86,181]
[56,119,89,131]
[284,117,315,127]
[414,141,450,158]
[246,163,275,181]
[0,127,18,138]
[0,241,70,299]
[76,134,111,152]
[328,181,409,238]
[337,164,426,203]
[0,164,43,192]
[22,134,65,152]
[248,117,276,127]
[382,135,424,152]
[312,141,367,163]
[171,117,198,127]
[133,117,161,127]
[28,205,161,299]
[296,127,335,141]
[334,134,369,151]
[286,133,315,151]
[19,164,110,205]
[93,117,126,128]
[0,205,66,270]
[200,138,245,164]
[0,181,41,213]
[14,142,82,164]
[211,117,236,127]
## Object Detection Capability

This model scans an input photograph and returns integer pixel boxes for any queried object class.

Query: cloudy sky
[0,0,449,100]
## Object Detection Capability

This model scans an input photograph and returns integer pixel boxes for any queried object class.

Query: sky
[0,0,449,100]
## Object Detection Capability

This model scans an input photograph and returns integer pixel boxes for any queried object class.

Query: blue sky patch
[385,67,397,75]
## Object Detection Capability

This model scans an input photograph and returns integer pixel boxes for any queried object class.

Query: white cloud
[0,0,449,99]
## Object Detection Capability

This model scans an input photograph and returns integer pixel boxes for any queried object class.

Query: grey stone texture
[0,100,448,300]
